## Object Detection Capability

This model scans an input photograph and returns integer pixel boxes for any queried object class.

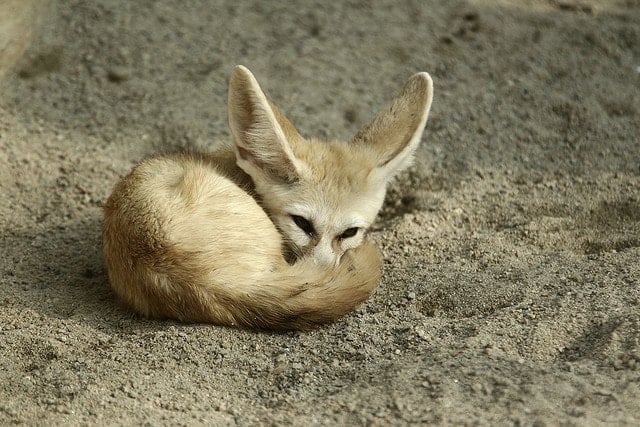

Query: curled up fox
[103,66,433,330]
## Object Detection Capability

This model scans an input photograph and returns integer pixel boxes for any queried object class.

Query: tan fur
[103,66,433,329]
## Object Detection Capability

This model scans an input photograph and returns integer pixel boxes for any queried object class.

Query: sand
[1,0,639,425]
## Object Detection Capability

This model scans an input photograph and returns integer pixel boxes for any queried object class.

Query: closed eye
[291,215,315,236]
[338,227,359,240]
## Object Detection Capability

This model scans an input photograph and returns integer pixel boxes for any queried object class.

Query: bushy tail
[111,239,383,330]
[220,241,383,330]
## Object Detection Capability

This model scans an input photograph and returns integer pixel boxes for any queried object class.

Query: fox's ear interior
[228,65,304,183]
[351,72,433,183]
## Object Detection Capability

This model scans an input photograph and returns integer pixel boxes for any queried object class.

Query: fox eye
[291,215,315,236]
[338,227,359,240]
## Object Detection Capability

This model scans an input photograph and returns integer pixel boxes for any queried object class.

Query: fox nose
[312,243,340,267]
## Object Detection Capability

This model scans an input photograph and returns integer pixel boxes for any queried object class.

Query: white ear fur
[228,65,303,183]
[352,72,434,184]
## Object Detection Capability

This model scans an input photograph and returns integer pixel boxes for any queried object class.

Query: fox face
[254,139,387,266]
[228,66,433,266]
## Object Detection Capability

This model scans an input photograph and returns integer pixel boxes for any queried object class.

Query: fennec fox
[103,66,433,329]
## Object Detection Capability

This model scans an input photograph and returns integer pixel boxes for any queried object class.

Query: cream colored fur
[102,66,433,329]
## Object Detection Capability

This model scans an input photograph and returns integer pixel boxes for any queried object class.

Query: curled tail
[128,240,383,330]
[222,241,383,330]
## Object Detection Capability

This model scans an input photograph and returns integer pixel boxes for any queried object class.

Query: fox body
[103,66,433,329]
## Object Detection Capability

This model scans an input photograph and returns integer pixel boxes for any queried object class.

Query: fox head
[228,65,433,267]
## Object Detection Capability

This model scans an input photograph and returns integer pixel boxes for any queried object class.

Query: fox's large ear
[351,72,433,183]
[228,65,305,183]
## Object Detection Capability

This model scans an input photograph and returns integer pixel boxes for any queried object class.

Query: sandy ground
[1,0,639,425]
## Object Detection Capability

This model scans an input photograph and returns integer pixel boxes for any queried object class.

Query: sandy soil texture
[1,0,639,425]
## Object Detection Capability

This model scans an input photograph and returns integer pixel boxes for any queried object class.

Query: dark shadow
[580,198,640,254]
[558,314,639,364]
[1,215,135,331]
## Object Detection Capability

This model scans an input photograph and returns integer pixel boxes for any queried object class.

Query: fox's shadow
[1,214,131,328]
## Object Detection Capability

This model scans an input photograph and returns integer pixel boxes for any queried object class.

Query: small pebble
[107,66,131,82]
